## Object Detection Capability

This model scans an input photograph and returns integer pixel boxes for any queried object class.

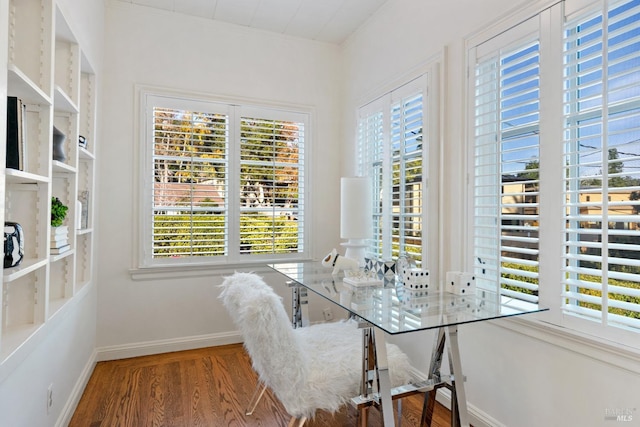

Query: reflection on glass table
[270,261,545,334]
[269,261,548,427]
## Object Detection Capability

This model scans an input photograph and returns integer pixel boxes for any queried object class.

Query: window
[469,0,640,342]
[357,75,429,266]
[563,0,640,331]
[140,92,308,267]
[471,20,541,304]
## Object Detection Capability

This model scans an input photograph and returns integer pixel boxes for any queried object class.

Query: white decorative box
[445,271,476,295]
[365,257,396,277]
[402,268,430,290]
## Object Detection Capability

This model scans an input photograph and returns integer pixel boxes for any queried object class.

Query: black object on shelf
[4,222,24,268]
[52,126,67,162]
[6,96,25,170]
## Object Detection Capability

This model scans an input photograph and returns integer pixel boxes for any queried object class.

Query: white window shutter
[143,93,308,266]
[472,31,541,303]
[563,0,640,330]
[357,76,427,265]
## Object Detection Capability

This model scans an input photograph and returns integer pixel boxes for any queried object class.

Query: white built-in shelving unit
[1,0,97,367]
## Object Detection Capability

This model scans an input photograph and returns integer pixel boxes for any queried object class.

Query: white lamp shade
[340,177,372,239]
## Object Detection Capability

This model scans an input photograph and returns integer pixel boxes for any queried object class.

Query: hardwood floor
[70,344,452,427]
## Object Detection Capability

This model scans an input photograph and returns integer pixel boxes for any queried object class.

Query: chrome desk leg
[373,327,395,426]
[357,327,375,426]
[289,281,309,328]
[445,325,470,427]
[421,328,446,426]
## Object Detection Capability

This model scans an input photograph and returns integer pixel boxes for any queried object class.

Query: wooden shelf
[5,169,50,185]
[77,228,93,236]
[50,249,75,263]
[79,147,95,160]
[48,297,72,319]
[3,258,48,283]
[54,85,79,113]
[7,64,52,106]
[1,1,98,369]
[0,322,43,361]
[52,160,76,174]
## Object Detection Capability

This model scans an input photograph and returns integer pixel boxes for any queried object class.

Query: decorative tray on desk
[343,270,384,287]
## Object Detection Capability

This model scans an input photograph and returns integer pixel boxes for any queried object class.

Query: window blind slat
[358,77,426,264]
[147,95,307,263]
[563,0,640,330]
[473,33,541,303]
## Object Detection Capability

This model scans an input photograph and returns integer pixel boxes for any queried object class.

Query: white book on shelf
[50,244,70,255]
[51,225,69,236]
[51,237,69,248]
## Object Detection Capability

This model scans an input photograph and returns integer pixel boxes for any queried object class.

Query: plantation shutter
[238,110,306,256]
[471,19,541,302]
[151,100,229,259]
[144,93,308,266]
[357,105,385,259]
[356,76,427,265]
[563,0,640,330]
[389,91,424,262]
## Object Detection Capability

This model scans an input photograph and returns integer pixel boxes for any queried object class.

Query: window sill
[493,315,640,374]
[129,259,312,281]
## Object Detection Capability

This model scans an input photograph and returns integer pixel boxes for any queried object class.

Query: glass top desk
[269,261,548,427]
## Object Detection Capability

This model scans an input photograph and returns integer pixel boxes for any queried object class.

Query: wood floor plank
[70,344,454,427]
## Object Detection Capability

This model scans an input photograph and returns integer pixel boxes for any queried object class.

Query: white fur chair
[219,272,412,426]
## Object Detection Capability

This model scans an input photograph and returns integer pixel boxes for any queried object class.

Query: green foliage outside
[153,214,300,257]
[501,262,640,319]
[501,261,539,297]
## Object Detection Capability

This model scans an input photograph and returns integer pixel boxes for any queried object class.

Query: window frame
[468,20,542,305]
[355,63,441,277]
[136,88,311,270]
[466,0,640,348]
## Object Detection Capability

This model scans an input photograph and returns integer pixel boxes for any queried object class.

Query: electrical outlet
[47,384,53,413]
[323,308,333,321]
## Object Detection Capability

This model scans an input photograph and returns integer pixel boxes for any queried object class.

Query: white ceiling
[114,0,389,44]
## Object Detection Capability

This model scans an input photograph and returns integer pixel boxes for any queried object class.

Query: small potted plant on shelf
[51,197,70,254]
[51,197,68,227]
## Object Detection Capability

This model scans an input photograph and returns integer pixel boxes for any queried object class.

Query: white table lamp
[340,177,372,266]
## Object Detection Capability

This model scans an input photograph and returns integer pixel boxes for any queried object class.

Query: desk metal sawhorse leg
[245,281,309,416]
[421,326,470,427]
[355,324,404,427]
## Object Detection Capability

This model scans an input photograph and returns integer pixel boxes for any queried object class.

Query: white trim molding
[95,331,243,362]
[495,317,640,374]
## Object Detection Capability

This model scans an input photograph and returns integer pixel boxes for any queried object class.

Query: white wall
[3,1,633,426]
[0,1,104,425]
[97,2,344,354]
[342,1,640,426]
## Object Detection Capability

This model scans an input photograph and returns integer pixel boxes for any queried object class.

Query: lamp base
[341,239,367,267]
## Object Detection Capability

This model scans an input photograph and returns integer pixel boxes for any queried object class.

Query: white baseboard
[58,334,504,427]
[55,332,243,426]
[436,388,505,427]
[56,349,98,427]
[95,331,243,362]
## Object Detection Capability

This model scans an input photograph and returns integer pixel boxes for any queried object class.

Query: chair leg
[396,399,402,426]
[288,416,307,427]
[358,407,368,427]
[245,382,267,416]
